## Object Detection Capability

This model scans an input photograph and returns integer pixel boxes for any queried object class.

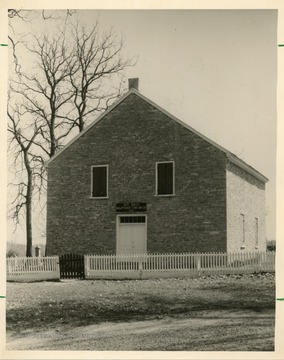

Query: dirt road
[6,309,274,351]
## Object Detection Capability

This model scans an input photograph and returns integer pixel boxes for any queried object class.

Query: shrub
[6,248,19,258]
[266,240,276,252]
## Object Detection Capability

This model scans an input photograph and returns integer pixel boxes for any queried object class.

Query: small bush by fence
[85,251,275,280]
[6,256,60,282]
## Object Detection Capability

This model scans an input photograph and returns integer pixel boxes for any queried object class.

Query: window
[255,218,259,245]
[120,216,146,224]
[91,165,108,198]
[241,214,245,243]
[156,161,175,195]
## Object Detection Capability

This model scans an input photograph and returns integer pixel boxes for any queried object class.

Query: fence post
[258,252,263,271]
[56,256,60,278]
[84,255,89,278]
[139,254,143,279]
[272,251,276,272]
[35,246,41,257]
[196,253,201,274]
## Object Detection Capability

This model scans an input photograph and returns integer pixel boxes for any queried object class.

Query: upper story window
[91,165,108,198]
[156,161,175,196]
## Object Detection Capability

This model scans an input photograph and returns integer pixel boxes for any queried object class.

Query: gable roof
[45,88,268,183]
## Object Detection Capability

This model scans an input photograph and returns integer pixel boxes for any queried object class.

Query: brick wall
[46,92,228,255]
[226,161,266,252]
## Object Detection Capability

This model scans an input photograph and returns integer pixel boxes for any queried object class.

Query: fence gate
[59,254,85,279]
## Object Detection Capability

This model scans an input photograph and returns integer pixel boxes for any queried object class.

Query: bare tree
[67,22,134,131]
[8,9,76,74]
[7,101,43,257]
[23,31,78,157]
[8,30,77,255]
[8,13,136,255]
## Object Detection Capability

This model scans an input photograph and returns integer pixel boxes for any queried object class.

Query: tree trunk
[25,190,33,257]
[24,152,33,257]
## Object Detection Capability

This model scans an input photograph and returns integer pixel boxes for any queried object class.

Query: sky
[4,8,277,245]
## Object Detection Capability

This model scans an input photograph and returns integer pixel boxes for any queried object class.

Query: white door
[117,215,147,255]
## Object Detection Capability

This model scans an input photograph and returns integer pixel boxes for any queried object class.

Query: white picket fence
[6,252,275,282]
[6,256,60,282]
[85,251,275,280]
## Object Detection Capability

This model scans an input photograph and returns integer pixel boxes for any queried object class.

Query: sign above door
[116,202,147,213]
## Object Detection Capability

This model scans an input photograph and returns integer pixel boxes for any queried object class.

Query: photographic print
[3,4,280,356]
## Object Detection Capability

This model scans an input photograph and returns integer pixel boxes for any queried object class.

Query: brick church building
[45,79,268,256]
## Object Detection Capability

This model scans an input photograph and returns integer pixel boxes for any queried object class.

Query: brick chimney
[128,78,139,91]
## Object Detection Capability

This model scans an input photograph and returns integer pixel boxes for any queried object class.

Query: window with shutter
[156,161,174,195]
[91,165,108,198]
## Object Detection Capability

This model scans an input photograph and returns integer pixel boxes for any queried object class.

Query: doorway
[116,215,147,255]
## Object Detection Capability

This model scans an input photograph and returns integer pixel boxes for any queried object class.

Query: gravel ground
[6,272,275,351]
[7,310,274,351]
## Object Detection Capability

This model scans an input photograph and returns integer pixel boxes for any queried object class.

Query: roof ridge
[45,88,268,183]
